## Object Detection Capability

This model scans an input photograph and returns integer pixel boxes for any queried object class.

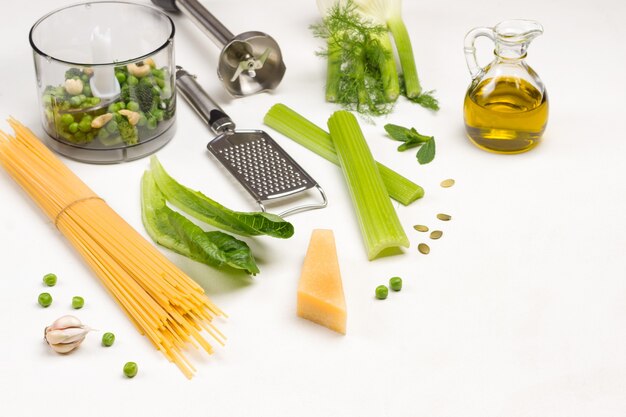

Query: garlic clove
[44,316,91,354]
[48,315,83,331]
[45,327,91,345]
[50,338,84,354]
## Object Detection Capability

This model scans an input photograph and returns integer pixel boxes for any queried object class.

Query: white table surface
[1,0,625,415]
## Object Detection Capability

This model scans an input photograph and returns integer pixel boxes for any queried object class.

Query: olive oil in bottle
[463,20,548,154]
[464,77,548,154]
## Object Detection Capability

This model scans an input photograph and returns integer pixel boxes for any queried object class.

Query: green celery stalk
[327,110,409,260]
[263,103,423,205]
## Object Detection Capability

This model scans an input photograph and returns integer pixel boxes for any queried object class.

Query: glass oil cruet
[463,20,548,154]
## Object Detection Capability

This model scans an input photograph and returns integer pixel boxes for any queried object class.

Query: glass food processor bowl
[29,1,176,163]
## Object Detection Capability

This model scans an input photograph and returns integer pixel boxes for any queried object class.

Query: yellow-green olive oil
[463,76,548,154]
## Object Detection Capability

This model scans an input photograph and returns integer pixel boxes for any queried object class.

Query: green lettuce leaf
[141,171,260,275]
[150,156,294,239]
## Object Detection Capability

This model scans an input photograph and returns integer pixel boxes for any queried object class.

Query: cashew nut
[83,67,94,76]
[64,78,84,96]
[127,62,151,78]
[144,58,156,69]
[118,109,140,126]
[91,113,113,129]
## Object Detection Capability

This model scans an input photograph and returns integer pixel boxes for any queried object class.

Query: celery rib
[263,104,424,205]
[327,111,409,260]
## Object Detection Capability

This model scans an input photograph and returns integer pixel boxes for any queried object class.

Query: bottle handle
[464,27,495,79]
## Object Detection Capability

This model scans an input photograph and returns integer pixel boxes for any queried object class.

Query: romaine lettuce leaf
[149,156,294,239]
[141,171,260,275]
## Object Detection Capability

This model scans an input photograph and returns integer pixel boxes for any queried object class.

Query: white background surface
[1,0,625,415]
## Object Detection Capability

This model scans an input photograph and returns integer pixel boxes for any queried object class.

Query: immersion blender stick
[153,0,233,48]
[151,0,286,96]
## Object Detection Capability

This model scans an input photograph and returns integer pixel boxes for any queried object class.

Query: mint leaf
[416,138,436,164]
[384,124,413,142]
[397,138,422,151]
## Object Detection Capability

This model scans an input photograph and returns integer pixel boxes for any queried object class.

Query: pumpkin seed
[440,179,455,188]
[413,225,429,232]
[418,243,430,254]
[437,213,452,221]
[430,230,443,240]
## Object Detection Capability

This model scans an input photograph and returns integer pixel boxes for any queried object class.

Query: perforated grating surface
[208,130,317,201]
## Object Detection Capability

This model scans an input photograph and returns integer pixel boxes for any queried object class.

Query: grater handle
[175,66,235,134]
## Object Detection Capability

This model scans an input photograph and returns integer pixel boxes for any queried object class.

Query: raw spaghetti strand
[0,119,225,378]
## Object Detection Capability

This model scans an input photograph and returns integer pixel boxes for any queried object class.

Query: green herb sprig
[312,1,439,116]
[384,123,436,164]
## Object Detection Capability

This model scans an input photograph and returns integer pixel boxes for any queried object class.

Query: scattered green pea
[38,292,52,307]
[123,362,138,378]
[153,109,164,122]
[60,114,74,125]
[102,332,115,347]
[126,101,140,112]
[127,75,139,86]
[140,76,154,87]
[146,117,158,130]
[389,277,403,291]
[82,86,92,96]
[68,122,78,133]
[71,296,84,309]
[69,96,82,107]
[43,273,57,287]
[78,120,92,133]
[115,72,126,83]
[375,285,388,300]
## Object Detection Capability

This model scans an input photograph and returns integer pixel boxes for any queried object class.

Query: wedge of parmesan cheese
[297,229,346,334]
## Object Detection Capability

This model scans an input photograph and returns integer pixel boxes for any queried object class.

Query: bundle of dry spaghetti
[0,118,225,378]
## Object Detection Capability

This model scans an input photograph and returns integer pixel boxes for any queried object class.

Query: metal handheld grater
[176,67,327,217]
